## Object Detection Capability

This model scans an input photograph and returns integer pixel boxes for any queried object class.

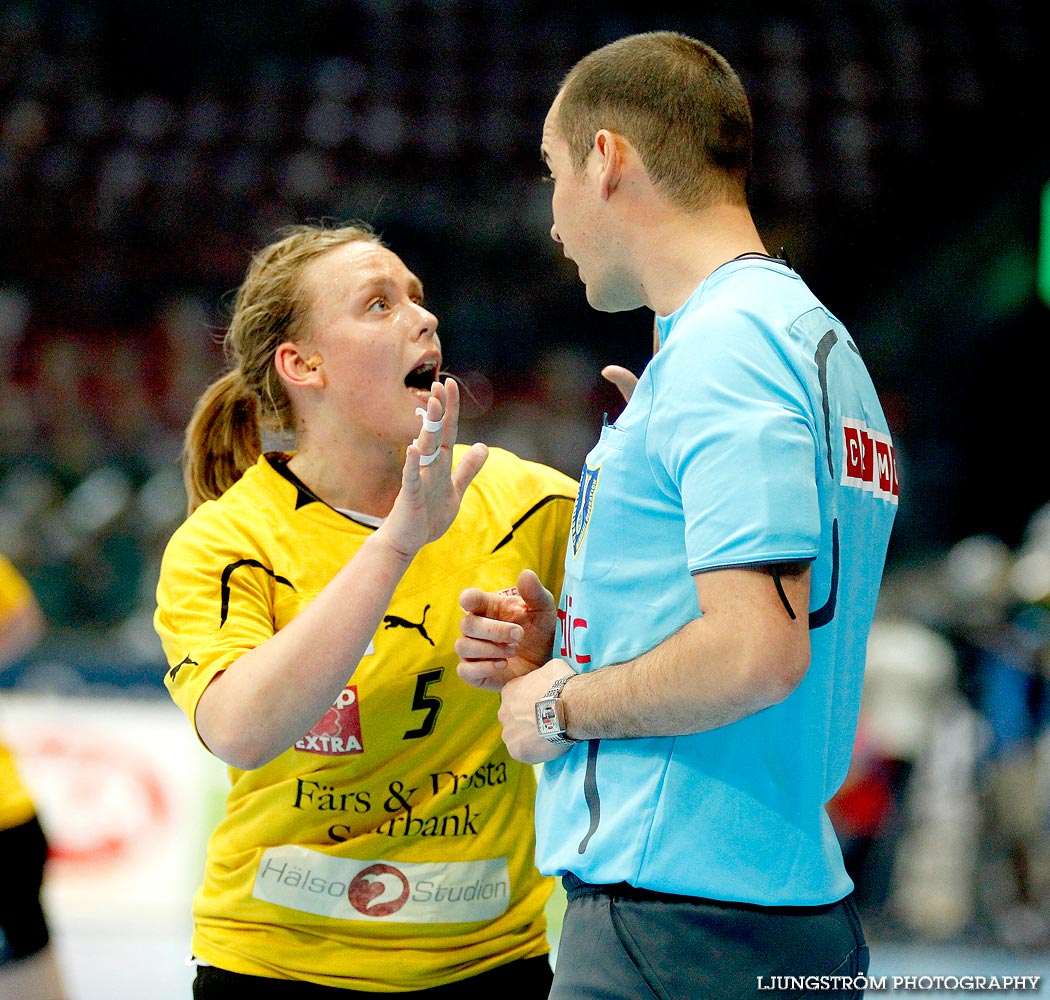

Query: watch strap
[544,673,574,701]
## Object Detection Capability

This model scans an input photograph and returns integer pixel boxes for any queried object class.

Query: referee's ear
[275,342,326,389]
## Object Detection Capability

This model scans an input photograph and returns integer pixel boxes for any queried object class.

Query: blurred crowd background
[1,0,1048,963]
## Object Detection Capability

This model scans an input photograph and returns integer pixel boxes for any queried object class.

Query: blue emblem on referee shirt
[571,463,600,558]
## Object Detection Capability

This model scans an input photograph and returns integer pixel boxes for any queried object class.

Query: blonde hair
[182,222,383,513]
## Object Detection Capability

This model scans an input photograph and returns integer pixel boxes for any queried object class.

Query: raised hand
[456,569,557,691]
[381,378,488,560]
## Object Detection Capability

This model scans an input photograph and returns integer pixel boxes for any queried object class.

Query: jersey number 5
[403,668,444,739]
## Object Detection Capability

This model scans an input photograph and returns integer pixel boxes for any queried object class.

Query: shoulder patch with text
[841,418,898,503]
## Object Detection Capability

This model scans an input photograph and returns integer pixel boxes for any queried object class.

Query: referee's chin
[583,278,643,315]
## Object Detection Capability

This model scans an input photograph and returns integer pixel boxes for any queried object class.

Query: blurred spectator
[830,612,960,937]
[833,523,1050,950]
[966,511,1050,950]
[0,552,67,1000]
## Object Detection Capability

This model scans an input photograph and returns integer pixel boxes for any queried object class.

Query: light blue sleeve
[647,313,821,572]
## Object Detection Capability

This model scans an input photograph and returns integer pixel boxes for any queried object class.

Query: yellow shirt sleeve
[0,554,38,827]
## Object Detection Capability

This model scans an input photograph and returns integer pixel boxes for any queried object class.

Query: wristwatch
[535,674,577,745]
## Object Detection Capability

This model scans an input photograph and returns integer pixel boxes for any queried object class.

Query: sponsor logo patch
[841,418,898,503]
[296,685,364,755]
[252,845,510,923]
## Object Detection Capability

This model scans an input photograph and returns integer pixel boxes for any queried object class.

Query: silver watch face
[536,697,562,736]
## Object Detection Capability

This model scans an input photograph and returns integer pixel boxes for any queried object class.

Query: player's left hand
[381,378,488,560]
[456,569,556,691]
[497,659,578,764]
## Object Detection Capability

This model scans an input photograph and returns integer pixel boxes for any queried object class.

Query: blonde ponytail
[182,370,262,513]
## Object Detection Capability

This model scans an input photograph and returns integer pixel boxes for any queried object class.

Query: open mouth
[404,358,439,391]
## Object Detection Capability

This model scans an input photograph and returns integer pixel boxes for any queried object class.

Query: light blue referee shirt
[536,256,898,905]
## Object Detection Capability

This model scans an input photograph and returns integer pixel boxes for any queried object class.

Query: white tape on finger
[418,447,441,467]
[415,407,444,433]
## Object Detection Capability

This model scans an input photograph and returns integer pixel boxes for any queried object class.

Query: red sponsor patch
[841,419,898,503]
[295,685,364,755]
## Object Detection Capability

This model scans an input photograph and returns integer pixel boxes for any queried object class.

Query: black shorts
[0,814,52,965]
[192,954,553,998]
[551,874,869,1000]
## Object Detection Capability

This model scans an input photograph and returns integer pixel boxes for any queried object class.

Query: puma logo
[168,655,198,681]
[383,605,434,645]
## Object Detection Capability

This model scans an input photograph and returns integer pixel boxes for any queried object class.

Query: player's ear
[275,343,325,387]
[595,129,625,198]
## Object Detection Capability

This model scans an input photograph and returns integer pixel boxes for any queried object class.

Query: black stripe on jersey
[578,738,602,854]
[265,453,330,511]
[814,329,837,479]
[266,453,380,528]
[808,519,839,630]
[811,332,843,630]
[492,494,575,553]
[220,559,295,627]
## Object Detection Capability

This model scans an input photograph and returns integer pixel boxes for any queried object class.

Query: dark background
[1,0,1048,656]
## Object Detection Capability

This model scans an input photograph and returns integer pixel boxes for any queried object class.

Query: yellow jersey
[155,447,576,990]
[0,554,37,830]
